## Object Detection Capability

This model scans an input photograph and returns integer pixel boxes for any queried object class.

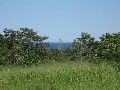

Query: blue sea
[49,43,73,49]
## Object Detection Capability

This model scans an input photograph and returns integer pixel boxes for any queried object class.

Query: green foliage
[99,32,120,61]
[72,32,96,60]
[0,28,49,65]
[0,61,120,90]
[73,32,120,62]
[0,27,119,65]
[17,52,42,66]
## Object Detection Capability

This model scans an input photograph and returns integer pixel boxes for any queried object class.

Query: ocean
[49,42,73,49]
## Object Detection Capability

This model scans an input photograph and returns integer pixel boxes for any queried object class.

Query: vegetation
[72,32,120,62]
[0,28,49,66]
[0,28,120,90]
[0,28,119,66]
[0,61,120,90]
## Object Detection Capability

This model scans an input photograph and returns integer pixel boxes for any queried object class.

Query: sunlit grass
[0,61,120,90]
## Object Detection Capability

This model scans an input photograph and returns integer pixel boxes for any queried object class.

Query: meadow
[0,61,120,90]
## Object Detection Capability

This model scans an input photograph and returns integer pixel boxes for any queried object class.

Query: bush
[17,52,42,66]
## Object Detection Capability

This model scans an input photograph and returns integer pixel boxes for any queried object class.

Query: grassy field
[0,61,120,90]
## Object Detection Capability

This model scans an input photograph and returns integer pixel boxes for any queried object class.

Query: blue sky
[0,0,120,42]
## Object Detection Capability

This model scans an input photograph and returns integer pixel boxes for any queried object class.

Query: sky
[0,0,120,42]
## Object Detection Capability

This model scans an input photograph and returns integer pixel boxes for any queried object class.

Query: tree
[73,32,95,60]
[0,28,49,65]
[99,32,120,61]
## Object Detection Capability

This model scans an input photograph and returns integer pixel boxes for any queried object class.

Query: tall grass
[0,61,120,90]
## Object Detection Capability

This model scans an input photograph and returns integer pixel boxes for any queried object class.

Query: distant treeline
[0,28,120,66]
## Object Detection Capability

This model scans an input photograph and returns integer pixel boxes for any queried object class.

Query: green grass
[0,61,120,90]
